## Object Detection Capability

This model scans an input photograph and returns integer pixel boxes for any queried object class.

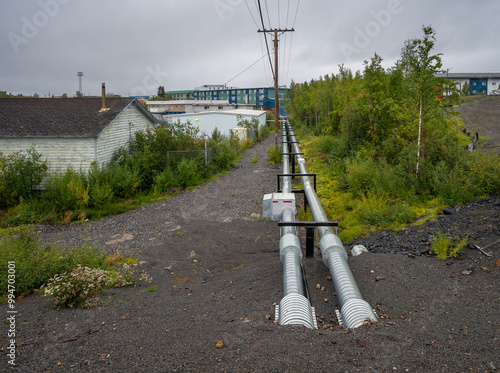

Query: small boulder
[351,245,369,256]
[443,208,455,215]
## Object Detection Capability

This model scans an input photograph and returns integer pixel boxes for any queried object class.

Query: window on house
[218,106,223,109]
[204,106,209,110]
[492,82,497,86]
[472,82,476,86]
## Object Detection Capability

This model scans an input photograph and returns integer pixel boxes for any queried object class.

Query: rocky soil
[1,121,499,372]
[454,96,500,153]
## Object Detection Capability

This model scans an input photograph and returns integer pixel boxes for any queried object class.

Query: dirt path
[1,134,499,372]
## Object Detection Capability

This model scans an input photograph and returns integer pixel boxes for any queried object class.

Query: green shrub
[328,137,350,160]
[42,169,88,214]
[41,265,117,308]
[211,138,239,171]
[0,201,42,227]
[317,136,337,154]
[89,182,114,208]
[152,167,176,194]
[266,144,282,164]
[176,158,200,187]
[431,232,467,260]
[0,148,48,208]
[109,165,141,199]
[340,157,410,199]
[0,231,107,296]
[354,192,414,226]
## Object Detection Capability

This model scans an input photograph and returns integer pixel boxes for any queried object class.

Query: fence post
[205,139,208,165]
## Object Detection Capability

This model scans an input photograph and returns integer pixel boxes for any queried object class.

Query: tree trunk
[416,95,422,176]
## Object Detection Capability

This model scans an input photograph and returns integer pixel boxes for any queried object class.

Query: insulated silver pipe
[275,125,317,329]
[285,121,377,329]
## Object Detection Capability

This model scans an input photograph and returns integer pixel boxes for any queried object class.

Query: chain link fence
[166,148,213,165]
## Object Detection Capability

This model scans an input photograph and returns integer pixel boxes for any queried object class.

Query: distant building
[145,100,254,120]
[165,90,194,100]
[0,97,158,174]
[436,73,500,95]
[165,109,267,139]
[193,86,289,115]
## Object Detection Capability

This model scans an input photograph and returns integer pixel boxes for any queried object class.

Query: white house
[0,97,158,174]
[165,109,267,139]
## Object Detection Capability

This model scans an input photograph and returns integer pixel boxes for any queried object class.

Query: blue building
[192,86,289,115]
[436,73,500,95]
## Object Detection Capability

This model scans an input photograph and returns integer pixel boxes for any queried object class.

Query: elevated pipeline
[274,124,317,329]
[284,120,377,329]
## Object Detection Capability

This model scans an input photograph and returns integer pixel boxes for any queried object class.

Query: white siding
[0,103,155,175]
[0,137,95,174]
[167,110,267,137]
[488,80,499,94]
[96,104,155,165]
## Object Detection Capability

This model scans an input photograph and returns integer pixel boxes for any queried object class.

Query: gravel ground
[1,132,499,373]
[455,96,500,153]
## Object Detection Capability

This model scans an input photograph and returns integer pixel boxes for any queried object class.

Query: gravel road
[1,133,499,373]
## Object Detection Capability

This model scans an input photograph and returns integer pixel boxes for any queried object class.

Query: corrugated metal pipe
[275,128,317,329]
[284,120,378,329]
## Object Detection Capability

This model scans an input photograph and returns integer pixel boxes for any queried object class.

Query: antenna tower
[77,72,83,94]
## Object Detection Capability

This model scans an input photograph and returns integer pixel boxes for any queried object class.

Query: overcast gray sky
[1,0,498,97]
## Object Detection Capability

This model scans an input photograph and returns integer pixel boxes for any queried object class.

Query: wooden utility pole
[258,28,294,144]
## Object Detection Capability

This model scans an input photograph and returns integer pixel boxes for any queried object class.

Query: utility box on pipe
[263,193,296,220]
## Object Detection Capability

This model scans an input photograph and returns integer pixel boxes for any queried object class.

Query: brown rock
[216,340,226,349]
[495,259,500,267]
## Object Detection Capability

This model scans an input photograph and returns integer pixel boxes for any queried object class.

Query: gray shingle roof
[0,97,156,137]
[436,73,500,79]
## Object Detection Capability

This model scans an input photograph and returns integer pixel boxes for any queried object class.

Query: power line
[278,0,281,29]
[264,0,272,28]
[292,0,300,27]
[286,0,290,27]
[257,0,275,79]
[225,53,269,86]
[244,0,259,28]
[285,32,294,86]
[259,34,272,86]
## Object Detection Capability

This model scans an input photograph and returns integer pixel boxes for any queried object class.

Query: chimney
[99,82,110,112]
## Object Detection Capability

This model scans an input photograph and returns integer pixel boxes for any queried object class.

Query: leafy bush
[0,148,48,208]
[210,130,240,171]
[176,158,201,187]
[41,265,117,308]
[89,182,114,208]
[266,144,282,164]
[317,136,337,154]
[42,169,88,214]
[152,167,177,194]
[0,231,107,296]
[41,262,152,308]
[1,123,243,227]
[109,164,141,199]
[328,137,350,160]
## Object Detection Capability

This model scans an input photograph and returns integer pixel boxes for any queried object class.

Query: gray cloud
[1,0,498,96]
